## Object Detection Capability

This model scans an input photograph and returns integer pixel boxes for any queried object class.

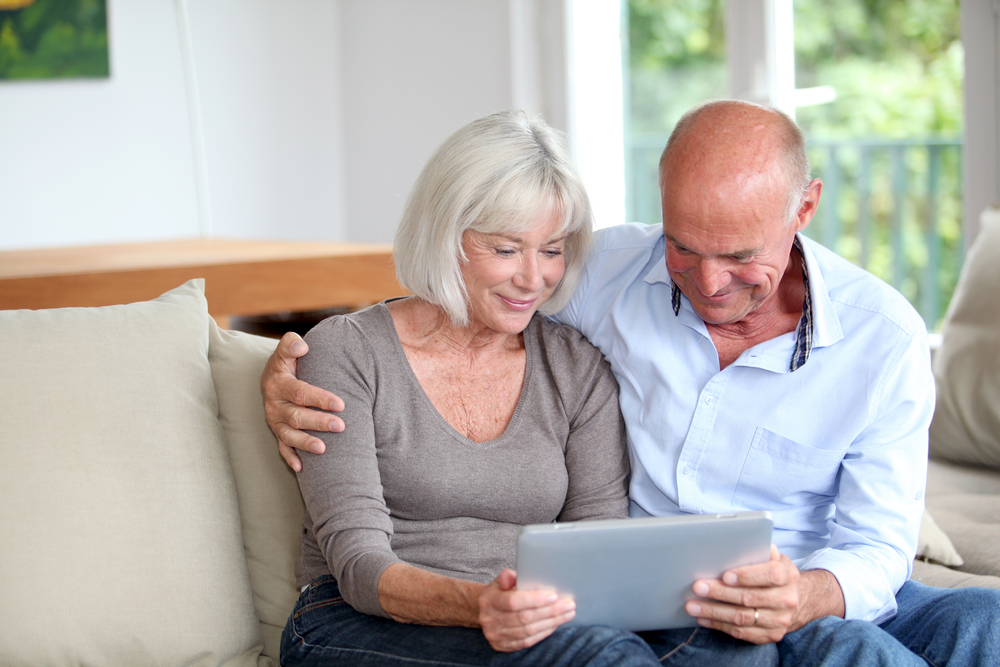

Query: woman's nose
[514,255,543,291]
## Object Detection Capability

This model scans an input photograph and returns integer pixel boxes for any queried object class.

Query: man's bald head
[658,100,811,225]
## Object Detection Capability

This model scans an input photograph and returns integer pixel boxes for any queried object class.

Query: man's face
[661,171,803,327]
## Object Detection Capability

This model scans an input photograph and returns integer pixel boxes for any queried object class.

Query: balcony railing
[626,135,964,330]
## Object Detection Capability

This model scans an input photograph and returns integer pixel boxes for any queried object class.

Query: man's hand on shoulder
[684,545,845,645]
[261,332,346,472]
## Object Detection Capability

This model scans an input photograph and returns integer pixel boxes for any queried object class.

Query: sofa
[1,279,295,666]
[910,206,1000,590]
[0,211,998,666]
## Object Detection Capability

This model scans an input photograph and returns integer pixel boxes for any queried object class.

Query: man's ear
[795,179,823,233]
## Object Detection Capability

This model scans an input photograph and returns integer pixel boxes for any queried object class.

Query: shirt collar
[663,235,819,372]
[788,236,813,371]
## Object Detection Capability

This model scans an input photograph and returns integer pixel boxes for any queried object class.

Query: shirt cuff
[796,548,901,624]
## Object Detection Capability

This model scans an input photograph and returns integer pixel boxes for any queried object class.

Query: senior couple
[266,102,1000,666]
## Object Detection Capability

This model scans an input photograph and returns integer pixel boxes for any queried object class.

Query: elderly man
[262,101,999,665]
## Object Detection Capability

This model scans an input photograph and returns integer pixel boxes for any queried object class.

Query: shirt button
[705,395,714,404]
[683,466,693,476]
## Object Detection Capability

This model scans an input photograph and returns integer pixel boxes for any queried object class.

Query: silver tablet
[516,511,773,631]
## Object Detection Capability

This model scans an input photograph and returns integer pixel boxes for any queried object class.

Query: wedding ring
[753,608,760,626]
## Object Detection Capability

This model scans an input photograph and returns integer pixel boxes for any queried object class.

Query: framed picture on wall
[0,0,109,80]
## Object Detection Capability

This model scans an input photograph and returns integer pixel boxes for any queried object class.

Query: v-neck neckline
[374,300,534,447]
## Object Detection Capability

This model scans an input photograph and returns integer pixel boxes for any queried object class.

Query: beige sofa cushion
[0,281,263,667]
[915,511,963,567]
[208,323,305,664]
[923,458,1000,580]
[929,207,1000,468]
[911,559,1000,589]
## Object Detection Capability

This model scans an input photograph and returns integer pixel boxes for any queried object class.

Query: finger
[278,400,345,433]
[281,377,345,414]
[508,611,573,643]
[274,421,328,453]
[490,600,576,648]
[692,576,796,611]
[492,589,564,613]
[722,550,796,590]
[262,341,345,414]
[278,440,304,473]
[508,597,576,622]
[686,598,760,629]
[276,332,308,362]
[496,569,517,592]
[721,545,784,586]
[687,600,787,645]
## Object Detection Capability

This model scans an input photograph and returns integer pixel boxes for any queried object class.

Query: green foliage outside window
[626,0,963,329]
[627,0,727,134]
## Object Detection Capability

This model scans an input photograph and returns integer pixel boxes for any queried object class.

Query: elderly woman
[278,111,662,666]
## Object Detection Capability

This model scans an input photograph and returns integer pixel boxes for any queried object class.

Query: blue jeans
[779,580,1000,666]
[280,576,778,667]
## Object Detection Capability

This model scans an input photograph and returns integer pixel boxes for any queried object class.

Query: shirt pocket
[732,427,846,509]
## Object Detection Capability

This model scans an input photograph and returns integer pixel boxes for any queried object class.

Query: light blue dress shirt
[553,223,935,624]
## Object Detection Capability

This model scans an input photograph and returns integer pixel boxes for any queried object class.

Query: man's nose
[695,259,731,295]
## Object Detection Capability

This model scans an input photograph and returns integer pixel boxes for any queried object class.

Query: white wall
[185,0,346,241]
[337,0,513,243]
[0,0,578,251]
[0,0,348,250]
[336,0,576,243]
[0,1,202,250]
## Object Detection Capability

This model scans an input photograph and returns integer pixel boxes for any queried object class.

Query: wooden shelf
[0,238,406,326]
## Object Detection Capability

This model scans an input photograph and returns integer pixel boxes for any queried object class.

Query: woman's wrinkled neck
[387,297,524,356]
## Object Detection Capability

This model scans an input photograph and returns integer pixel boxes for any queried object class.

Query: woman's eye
[495,247,516,257]
[543,249,564,258]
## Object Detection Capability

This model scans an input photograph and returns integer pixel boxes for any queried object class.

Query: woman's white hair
[394,110,593,327]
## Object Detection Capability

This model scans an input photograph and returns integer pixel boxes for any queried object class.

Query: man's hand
[478,570,577,652]
[684,545,845,645]
[261,332,345,472]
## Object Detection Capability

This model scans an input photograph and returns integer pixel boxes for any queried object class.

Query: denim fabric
[280,576,661,667]
[779,580,1000,666]
[280,577,779,667]
[638,626,778,666]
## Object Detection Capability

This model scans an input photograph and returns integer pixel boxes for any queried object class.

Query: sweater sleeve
[295,315,400,617]
[543,324,630,523]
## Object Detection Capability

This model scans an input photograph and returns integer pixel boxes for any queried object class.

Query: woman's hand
[261,332,345,472]
[478,569,576,652]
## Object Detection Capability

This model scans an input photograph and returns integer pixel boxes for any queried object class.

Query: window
[623,0,964,330]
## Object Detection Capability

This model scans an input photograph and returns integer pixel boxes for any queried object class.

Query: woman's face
[460,210,567,335]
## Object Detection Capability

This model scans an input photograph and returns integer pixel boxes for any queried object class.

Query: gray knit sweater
[294,302,629,617]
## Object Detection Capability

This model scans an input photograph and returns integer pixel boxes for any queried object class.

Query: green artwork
[0,0,109,80]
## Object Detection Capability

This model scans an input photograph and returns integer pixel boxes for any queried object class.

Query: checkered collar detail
[669,236,814,372]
